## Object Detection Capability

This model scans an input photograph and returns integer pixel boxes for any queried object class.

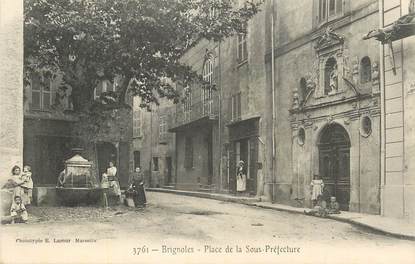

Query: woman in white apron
[236,160,247,193]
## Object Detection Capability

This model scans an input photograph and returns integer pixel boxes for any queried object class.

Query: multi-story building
[266,0,382,214]
[132,0,414,220]
[164,4,271,197]
[131,96,176,188]
[363,0,415,219]
[23,75,134,200]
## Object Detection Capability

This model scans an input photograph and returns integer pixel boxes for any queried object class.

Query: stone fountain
[56,152,101,206]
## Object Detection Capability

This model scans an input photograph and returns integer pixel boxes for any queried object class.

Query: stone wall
[0,0,23,184]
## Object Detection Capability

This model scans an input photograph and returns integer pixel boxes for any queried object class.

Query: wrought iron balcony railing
[169,94,219,130]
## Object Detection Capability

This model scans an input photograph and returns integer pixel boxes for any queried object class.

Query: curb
[252,203,415,241]
[147,188,260,204]
[147,188,415,241]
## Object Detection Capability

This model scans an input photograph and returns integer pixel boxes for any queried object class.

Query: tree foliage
[24,0,261,111]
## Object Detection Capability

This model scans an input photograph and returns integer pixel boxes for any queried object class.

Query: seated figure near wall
[304,195,328,217]
[327,196,340,214]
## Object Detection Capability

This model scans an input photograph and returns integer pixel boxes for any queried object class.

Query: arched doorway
[318,123,351,210]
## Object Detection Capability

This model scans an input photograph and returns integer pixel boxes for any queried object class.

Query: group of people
[304,174,340,217]
[100,161,146,208]
[2,165,34,224]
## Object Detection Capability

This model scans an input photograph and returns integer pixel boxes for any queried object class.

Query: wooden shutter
[118,141,130,188]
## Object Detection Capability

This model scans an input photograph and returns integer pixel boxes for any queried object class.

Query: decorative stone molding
[372,61,380,94]
[314,27,344,52]
[292,88,300,109]
[360,115,373,137]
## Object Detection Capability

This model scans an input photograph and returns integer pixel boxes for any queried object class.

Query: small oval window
[360,116,372,137]
[298,128,305,145]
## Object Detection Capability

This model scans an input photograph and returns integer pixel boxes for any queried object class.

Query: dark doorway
[96,142,117,182]
[318,123,351,210]
[229,138,258,195]
[166,156,172,185]
[32,136,72,185]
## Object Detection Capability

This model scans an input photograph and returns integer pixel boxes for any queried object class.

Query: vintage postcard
[1,0,415,263]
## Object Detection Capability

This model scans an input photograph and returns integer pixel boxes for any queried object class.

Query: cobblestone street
[1,192,414,263]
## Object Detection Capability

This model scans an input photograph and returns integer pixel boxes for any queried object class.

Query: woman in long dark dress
[127,167,146,207]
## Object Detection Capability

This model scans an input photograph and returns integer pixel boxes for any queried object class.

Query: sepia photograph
[0,0,414,263]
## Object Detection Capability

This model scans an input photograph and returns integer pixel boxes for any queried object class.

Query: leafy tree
[24,0,261,113]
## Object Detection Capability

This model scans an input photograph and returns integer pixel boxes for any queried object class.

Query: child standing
[21,165,34,205]
[310,174,324,205]
[10,196,28,223]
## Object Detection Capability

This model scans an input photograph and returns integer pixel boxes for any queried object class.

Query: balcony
[169,95,219,132]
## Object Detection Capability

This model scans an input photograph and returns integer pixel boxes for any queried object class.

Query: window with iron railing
[202,58,214,115]
[183,86,192,121]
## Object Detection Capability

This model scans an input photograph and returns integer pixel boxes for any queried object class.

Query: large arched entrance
[318,123,351,210]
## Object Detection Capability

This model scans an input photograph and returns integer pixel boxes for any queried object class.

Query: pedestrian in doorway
[236,160,247,194]
[310,174,324,206]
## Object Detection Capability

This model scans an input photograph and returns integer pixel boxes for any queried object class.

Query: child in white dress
[310,174,324,205]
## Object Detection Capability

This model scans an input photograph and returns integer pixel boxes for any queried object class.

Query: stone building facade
[161,5,271,197]
[365,0,415,219]
[23,74,134,194]
[131,96,176,188]
[266,0,382,214]
[0,0,24,184]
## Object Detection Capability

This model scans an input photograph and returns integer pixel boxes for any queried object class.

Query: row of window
[29,73,117,111]
[133,110,169,143]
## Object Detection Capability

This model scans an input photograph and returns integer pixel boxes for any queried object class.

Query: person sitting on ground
[10,196,28,224]
[304,195,328,217]
[327,196,340,214]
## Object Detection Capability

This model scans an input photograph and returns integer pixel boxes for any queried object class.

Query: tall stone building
[0,0,24,183]
[23,74,133,197]
[131,96,176,188]
[163,4,271,197]
[131,0,415,220]
[363,0,415,219]
[266,0,382,214]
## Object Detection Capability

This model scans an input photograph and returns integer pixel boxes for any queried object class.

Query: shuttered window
[31,73,53,111]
